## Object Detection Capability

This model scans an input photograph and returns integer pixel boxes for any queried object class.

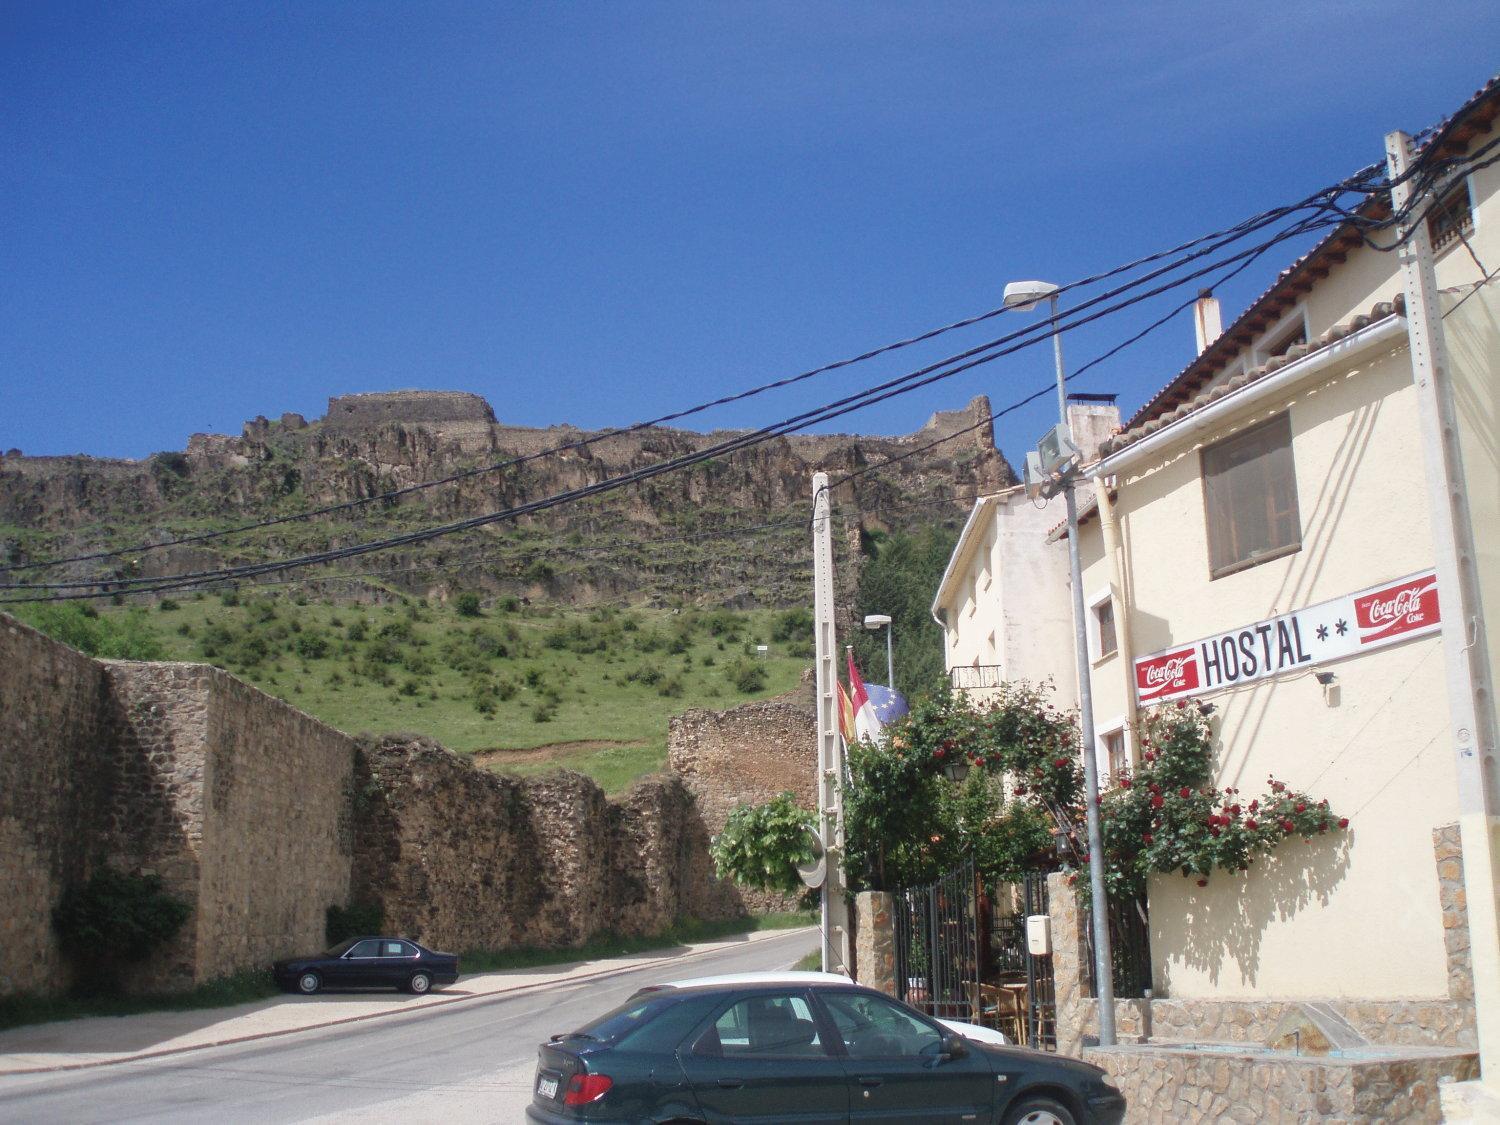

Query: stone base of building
[1086,1042,1477,1124]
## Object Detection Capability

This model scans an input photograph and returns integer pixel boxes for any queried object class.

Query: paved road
[0,927,819,1124]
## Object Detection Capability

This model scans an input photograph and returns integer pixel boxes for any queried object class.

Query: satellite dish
[797,827,827,889]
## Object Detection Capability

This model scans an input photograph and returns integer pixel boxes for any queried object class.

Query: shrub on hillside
[725,658,768,694]
[295,631,330,660]
[454,592,482,617]
[157,598,180,613]
[16,604,167,662]
[657,675,685,698]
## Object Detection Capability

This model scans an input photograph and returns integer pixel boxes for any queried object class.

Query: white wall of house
[1072,130,1499,1002]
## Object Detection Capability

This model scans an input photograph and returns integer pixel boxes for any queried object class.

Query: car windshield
[322,939,358,958]
[568,995,677,1045]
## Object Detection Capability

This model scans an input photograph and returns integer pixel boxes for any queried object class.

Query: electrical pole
[1048,293,1117,1046]
[811,472,851,975]
[1387,130,1500,1091]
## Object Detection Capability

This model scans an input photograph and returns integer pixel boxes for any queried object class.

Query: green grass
[81,596,810,792]
[792,949,823,971]
[0,915,816,1033]
[0,970,280,1033]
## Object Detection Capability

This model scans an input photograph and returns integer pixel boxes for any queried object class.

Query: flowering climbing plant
[1090,702,1349,897]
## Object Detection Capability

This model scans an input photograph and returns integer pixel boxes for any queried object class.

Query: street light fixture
[863,613,894,688]
[1005,277,1118,1047]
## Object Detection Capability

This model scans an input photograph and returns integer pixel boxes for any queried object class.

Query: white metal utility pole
[1386,129,1500,1091]
[811,472,851,975]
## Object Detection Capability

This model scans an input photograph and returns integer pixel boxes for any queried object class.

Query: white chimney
[1193,290,1223,355]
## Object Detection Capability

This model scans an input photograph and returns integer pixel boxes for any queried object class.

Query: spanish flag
[836,679,858,744]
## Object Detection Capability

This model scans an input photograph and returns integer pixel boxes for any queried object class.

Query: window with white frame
[1087,588,1118,661]
[1100,726,1128,784]
[1201,412,1302,578]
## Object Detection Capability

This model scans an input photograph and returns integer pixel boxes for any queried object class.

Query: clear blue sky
[4,3,1497,461]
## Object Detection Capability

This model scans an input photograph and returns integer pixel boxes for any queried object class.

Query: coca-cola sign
[1133,570,1441,705]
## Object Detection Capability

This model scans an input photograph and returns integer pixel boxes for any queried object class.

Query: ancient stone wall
[0,616,113,995]
[350,735,744,953]
[323,391,497,430]
[667,683,819,913]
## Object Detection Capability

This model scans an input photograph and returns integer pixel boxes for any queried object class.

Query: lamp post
[863,613,894,688]
[1003,278,1117,1046]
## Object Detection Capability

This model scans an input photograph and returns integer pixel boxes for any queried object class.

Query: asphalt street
[0,927,819,1124]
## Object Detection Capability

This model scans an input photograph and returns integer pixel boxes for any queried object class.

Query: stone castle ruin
[0,612,816,997]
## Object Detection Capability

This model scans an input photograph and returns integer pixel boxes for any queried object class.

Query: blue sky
[4,3,1497,462]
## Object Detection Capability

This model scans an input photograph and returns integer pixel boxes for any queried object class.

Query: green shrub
[53,870,191,994]
[295,632,330,660]
[455,592,482,617]
[15,604,166,661]
[325,901,384,946]
[157,598,180,613]
[657,675,684,698]
[710,794,816,895]
[531,700,557,723]
[725,658,768,693]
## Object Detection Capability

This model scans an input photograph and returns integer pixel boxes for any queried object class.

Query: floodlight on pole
[863,613,895,688]
[1005,278,1117,1046]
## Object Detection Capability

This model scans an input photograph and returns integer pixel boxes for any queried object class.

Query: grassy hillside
[19,594,812,793]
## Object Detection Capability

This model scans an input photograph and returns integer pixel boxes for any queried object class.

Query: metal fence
[1084,893,1152,999]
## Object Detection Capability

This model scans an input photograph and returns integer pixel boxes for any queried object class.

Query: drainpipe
[1094,480,1138,742]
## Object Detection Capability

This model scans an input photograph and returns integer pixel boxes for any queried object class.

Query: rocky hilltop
[0,390,1013,607]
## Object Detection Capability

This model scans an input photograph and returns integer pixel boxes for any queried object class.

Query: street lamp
[863,613,894,688]
[1004,277,1118,1047]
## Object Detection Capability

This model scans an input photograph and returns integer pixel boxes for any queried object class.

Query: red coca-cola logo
[1136,647,1199,702]
[1355,577,1439,644]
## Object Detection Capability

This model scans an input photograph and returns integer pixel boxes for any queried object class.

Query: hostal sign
[1135,570,1440,705]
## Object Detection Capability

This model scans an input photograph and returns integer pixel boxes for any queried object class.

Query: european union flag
[865,684,910,726]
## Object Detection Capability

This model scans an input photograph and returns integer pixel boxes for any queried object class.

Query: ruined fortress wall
[0,617,113,996]
[2,615,799,997]
[349,737,748,955]
[667,684,819,913]
[323,391,496,430]
[198,670,354,983]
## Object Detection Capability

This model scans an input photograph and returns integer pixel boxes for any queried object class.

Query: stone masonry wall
[350,735,742,953]
[0,616,113,995]
[198,669,353,984]
[668,683,818,914]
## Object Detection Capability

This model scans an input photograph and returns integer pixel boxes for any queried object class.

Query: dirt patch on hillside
[471,740,647,768]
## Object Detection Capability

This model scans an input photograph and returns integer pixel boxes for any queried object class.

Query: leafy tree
[851,526,959,697]
[454,592,482,617]
[710,793,817,895]
[15,603,166,661]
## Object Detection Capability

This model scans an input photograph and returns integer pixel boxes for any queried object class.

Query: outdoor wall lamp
[1314,671,1337,686]
[941,758,971,783]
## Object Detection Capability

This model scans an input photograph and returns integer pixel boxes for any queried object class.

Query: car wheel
[407,972,432,994]
[1004,1095,1077,1125]
[296,972,321,995]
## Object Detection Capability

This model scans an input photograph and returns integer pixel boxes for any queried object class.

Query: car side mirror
[939,1033,969,1062]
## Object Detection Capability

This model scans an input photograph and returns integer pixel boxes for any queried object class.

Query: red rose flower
[1142,833,1153,844]
[934,748,946,759]
[1281,819,1295,833]
[1151,796,1164,809]
[1196,878,1208,887]
[1249,800,1259,812]
[1338,817,1349,829]
[1179,787,1191,799]
[1053,758,1069,769]
[1295,802,1306,813]
[1245,818,1258,830]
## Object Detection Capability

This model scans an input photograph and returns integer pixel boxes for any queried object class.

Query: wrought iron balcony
[949,664,1002,690]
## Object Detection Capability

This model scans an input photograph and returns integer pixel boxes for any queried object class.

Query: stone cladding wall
[667,683,819,914]
[1086,1042,1477,1124]
[350,735,742,953]
[0,616,113,995]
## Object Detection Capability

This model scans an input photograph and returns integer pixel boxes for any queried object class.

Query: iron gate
[892,859,1056,1050]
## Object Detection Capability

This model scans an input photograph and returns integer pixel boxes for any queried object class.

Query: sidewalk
[0,926,817,1076]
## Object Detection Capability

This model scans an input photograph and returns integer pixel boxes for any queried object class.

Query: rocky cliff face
[0,391,1013,606]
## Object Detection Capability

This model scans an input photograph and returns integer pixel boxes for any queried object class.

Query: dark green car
[526,979,1125,1124]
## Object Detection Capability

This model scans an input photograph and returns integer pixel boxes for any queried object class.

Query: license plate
[537,1075,559,1100]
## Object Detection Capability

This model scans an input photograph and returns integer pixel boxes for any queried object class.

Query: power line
[2,165,1386,579]
[0,208,1349,603]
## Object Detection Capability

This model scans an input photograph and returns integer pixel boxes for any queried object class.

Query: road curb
[0,926,816,1077]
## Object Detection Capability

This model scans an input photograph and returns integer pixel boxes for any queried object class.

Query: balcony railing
[949,664,1003,690]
